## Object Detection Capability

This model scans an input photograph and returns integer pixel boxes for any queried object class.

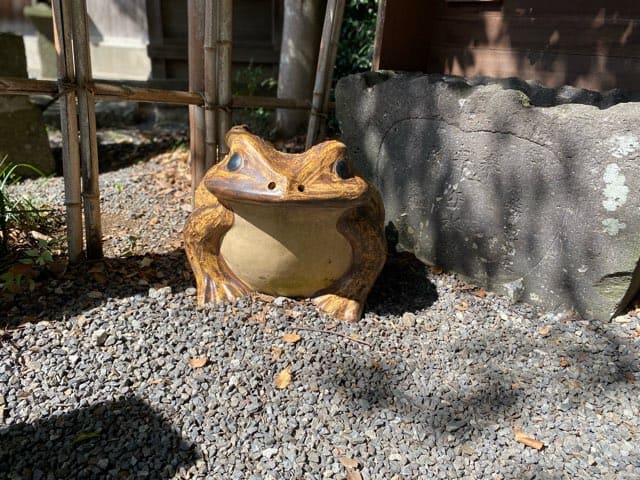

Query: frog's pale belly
[219,202,352,297]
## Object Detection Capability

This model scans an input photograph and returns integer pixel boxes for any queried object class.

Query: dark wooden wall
[147,0,283,82]
[373,0,640,91]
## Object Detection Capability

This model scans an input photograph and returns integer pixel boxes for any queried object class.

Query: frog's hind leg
[312,203,386,322]
[183,204,252,305]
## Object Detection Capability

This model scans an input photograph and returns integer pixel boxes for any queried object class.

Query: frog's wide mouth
[206,179,369,208]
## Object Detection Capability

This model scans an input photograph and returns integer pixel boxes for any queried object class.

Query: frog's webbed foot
[312,293,363,322]
[199,267,251,304]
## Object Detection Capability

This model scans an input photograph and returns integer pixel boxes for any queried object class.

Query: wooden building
[373,0,640,91]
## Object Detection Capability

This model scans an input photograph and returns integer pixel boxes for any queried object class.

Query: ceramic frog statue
[183,126,386,321]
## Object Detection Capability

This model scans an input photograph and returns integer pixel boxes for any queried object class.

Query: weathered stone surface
[336,72,640,320]
[0,33,54,176]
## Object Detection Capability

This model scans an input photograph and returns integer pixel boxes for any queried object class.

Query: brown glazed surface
[183,126,386,321]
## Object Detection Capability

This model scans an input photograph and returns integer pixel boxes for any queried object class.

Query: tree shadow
[319,325,638,445]
[377,2,640,92]
[0,397,199,479]
[1,249,194,329]
[319,353,522,442]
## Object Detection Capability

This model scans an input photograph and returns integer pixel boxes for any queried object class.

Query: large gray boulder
[336,72,640,320]
[0,33,55,176]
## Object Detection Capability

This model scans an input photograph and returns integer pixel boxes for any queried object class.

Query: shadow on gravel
[366,223,439,316]
[0,397,199,478]
[50,129,189,176]
[1,250,194,329]
[325,355,521,439]
[366,251,439,316]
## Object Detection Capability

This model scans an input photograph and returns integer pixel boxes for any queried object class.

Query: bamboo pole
[0,78,59,96]
[188,0,206,194]
[232,95,312,110]
[70,0,103,259]
[203,0,219,170]
[0,78,317,110]
[318,0,345,141]
[305,0,345,149]
[217,0,232,155]
[51,0,83,262]
[93,82,202,105]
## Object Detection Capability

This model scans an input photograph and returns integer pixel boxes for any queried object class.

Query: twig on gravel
[291,326,372,347]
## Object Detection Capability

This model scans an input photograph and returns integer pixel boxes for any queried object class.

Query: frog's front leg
[312,203,386,322]
[183,203,251,304]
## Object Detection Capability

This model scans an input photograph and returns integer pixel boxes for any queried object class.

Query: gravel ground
[2,142,639,479]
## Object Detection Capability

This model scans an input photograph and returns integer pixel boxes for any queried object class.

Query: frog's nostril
[267,182,276,190]
[297,184,305,193]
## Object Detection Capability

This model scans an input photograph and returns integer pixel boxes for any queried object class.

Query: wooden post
[188,0,206,193]
[70,0,103,259]
[217,0,232,155]
[306,0,345,149]
[203,0,219,170]
[51,0,83,262]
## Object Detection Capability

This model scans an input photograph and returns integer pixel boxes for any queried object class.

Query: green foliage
[20,239,55,266]
[0,156,61,294]
[328,0,378,134]
[335,0,378,82]
[0,157,48,253]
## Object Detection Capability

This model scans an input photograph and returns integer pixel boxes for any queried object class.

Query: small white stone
[262,447,278,459]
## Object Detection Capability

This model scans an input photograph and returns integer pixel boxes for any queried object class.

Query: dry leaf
[430,265,444,275]
[271,345,283,361]
[188,356,208,368]
[538,326,551,337]
[282,333,302,344]
[625,372,635,383]
[325,323,337,330]
[275,365,292,389]
[559,357,569,368]
[472,288,488,298]
[346,470,363,480]
[511,383,520,389]
[514,427,544,450]
[454,300,468,311]
[339,457,359,469]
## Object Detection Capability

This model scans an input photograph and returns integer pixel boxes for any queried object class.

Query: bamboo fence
[0,0,345,261]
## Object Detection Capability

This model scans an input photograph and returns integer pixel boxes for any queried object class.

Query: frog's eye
[334,158,351,179]
[226,152,243,171]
